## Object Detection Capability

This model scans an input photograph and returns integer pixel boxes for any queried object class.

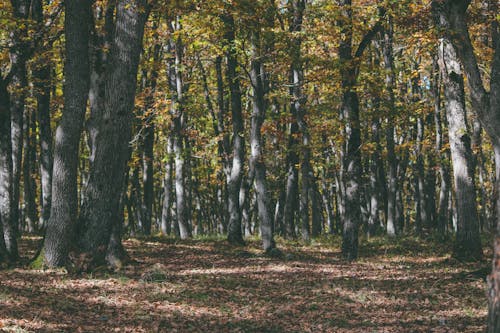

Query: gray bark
[42,0,92,267]
[438,38,482,260]
[32,0,53,229]
[168,17,191,239]
[79,0,149,264]
[433,57,451,235]
[250,29,275,252]
[161,137,173,235]
[0,77,13,262]
[22,108,37,232]
[223,12,245,245]
[9,0,30,238]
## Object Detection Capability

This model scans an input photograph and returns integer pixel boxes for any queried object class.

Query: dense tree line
[0,0,499,329]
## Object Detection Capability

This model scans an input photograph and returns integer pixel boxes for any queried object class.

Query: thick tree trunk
[438,38,482,260]
[42,0,92,267]
[79,0,149,265]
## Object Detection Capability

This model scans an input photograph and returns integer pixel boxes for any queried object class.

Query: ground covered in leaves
[0,235,490,332]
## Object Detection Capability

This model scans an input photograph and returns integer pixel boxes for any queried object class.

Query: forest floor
[0,234,490,332]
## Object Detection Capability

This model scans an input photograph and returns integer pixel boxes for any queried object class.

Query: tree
[437,37,482,259]
[431,0,500,330]
[0,76,13,262]
[223,11,245,245]
[249,9,276,252]
[42,0,92,267]
[79,0,150,266]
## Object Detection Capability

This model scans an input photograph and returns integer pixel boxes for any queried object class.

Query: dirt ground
[0,235,489,332]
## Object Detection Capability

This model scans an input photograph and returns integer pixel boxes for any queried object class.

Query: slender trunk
[433,57,450,235]
[161,137,173,235]
[250,29,275,252]
[32,0,53,230]
[142,124,154,235]
[223,12,245,245]
[368,119,381,237]
[23,108,37,232]
[415,117,425,234]
[0,78,13,262]
[168,18,191,239]
[9,0,30,238]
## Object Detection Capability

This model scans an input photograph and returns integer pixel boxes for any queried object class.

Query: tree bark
[42,0,92,267]
[223,12,245,245]
[79,0,149,265]
[249,28,276,252]
[32,0,53,230]
[9,0,31,238]
[433,57,451,235]
[438,38,482,260]
[0,77,14,262]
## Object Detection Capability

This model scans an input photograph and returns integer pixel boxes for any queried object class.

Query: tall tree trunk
[338,0,361,260]
[433,57,451,235]
[0,77,14,262]
[249,28,275,252]
[223,12,245,245]
[23,108,38,232]
[168,17,191,239]
[79,0,149,265]
[42,0,92,267]
[32,0,53,230]
[283,123,299,239]
[415,117,425,235]
[438,38,482,260]
[367,118,381,237]
[9,0,30,238]
[288,0,312,242]
[142,122,154,235]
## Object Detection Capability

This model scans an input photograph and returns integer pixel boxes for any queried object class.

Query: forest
[0,0,499,331]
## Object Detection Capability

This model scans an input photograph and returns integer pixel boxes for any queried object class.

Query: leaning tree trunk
[79,0,149,265]
[42,0,92,267]
[438,38,482,260]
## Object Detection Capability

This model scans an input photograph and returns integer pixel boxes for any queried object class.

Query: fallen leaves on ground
[0,235,489,332]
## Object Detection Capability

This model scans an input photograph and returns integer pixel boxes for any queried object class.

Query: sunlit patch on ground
[0,236,488,332]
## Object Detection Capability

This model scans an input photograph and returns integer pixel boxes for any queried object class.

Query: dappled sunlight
[0,236,488,332]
